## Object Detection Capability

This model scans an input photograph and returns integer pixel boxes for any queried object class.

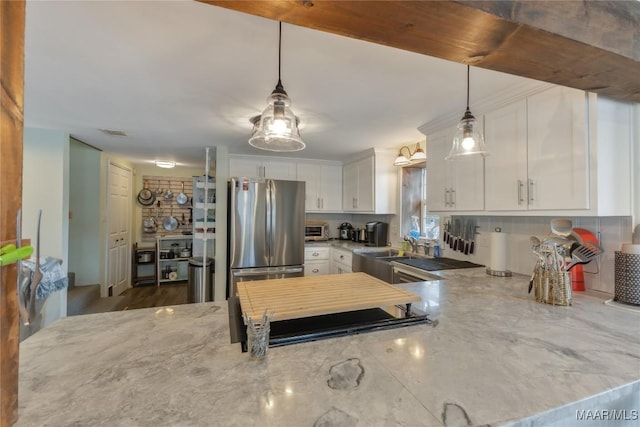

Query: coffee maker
[365,221,388,247]
[338,222,353,240]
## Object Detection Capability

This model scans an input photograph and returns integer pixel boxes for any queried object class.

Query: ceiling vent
[99,129,127,137]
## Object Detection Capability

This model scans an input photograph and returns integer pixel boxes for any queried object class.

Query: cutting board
[237,272,421,323]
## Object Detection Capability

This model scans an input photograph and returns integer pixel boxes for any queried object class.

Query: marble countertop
[17,270,640,426]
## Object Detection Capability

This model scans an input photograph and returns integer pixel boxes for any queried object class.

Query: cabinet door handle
[317,198,321,209]
[518,180,524,205]
[312,252,320,257]
[320,198,324,209]
[444,189,449,207]
[528,179,535,203]
[450,188,456,208]
[312,268,319,274]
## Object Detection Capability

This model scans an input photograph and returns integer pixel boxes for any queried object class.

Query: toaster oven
[305,221,329,241]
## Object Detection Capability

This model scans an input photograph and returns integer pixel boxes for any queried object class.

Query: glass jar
[247,324,270,361]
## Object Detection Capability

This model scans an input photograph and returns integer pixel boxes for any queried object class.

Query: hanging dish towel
[22,256,68,299]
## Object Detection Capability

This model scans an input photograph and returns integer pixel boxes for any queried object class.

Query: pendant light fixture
[248,22,305,152]
[393,142,427,166]
[445,65,488,160]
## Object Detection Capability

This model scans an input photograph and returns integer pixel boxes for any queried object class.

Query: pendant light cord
[278,21,282,86]
[466,64,470,110]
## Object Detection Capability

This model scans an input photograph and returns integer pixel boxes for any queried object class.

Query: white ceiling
[24,0,537,168]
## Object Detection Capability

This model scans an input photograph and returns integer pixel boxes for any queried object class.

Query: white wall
[68,139,101,286]
[22,128,69,327]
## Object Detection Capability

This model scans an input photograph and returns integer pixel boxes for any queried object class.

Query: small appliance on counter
[365,221,388,247]
[338,222,353,240]
[352,228,367,243]
[305,221,329,241]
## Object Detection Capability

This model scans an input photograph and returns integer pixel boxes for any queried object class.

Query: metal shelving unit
[132,242,157,287]
[156,235,192,285]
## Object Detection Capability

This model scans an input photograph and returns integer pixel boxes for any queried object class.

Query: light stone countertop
[17,270,640,426]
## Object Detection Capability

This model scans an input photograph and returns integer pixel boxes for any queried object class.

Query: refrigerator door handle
[266,179,273,264]
[233,267,303,277]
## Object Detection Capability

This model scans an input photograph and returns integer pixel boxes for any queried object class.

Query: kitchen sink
[393,257,483,271]
[376,256,415,262]
[354,249,484,284]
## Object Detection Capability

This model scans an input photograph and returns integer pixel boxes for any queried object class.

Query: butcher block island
[238,272,421,321]
[237,272,428,347]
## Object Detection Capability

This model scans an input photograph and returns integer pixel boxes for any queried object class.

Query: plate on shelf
[168,271,178,280]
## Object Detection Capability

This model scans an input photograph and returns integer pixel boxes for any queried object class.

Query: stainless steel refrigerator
[227,177,305,343]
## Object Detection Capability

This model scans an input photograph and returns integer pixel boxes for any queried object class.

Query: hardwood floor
[116,283,188,311]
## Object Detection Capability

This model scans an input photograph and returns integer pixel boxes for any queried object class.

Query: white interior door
[107,162,131,296]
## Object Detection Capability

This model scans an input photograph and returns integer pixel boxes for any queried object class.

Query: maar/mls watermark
[576,409,638,422]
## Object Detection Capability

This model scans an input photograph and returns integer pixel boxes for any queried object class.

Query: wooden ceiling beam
[200,0,640,102]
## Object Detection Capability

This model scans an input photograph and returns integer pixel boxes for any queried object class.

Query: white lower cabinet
[305,246,355,275]
[330,247,353,274]
[304,246,330,277]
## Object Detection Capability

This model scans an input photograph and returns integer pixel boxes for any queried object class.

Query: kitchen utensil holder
[614,252,640,306]
[247,323,270,361]
[533,267,572,306]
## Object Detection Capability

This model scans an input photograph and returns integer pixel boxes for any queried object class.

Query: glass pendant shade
[249,82,305,152]
[248,21,305,152]
[445,108,488,160]
[446,65,489,160]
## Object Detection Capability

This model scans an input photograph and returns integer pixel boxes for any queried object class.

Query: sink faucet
[403,235,418,253]
[416,241,430,256]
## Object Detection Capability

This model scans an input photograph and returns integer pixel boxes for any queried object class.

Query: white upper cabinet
[343,149,396,214]
[482,86,633,216]
[296,162,343,212]
[526,86,589,210]
[426,126,485,212]
[343,157,374,212]
[484,99,529,211]
[229,155,296,180]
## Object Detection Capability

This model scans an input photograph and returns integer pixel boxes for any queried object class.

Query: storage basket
[614,252,640,306]
[533,267,572,306]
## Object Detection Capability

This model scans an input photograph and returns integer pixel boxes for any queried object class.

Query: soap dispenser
[409,216,420,239]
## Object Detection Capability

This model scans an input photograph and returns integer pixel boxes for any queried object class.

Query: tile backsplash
[306,213,395,240]
[438,215,633,296]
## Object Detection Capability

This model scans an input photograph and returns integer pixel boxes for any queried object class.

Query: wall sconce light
[393,143,427,166]
[155,161,176,168]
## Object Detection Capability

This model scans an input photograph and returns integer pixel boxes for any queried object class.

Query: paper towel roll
[621,243,640,255]
[489,231,508,272]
